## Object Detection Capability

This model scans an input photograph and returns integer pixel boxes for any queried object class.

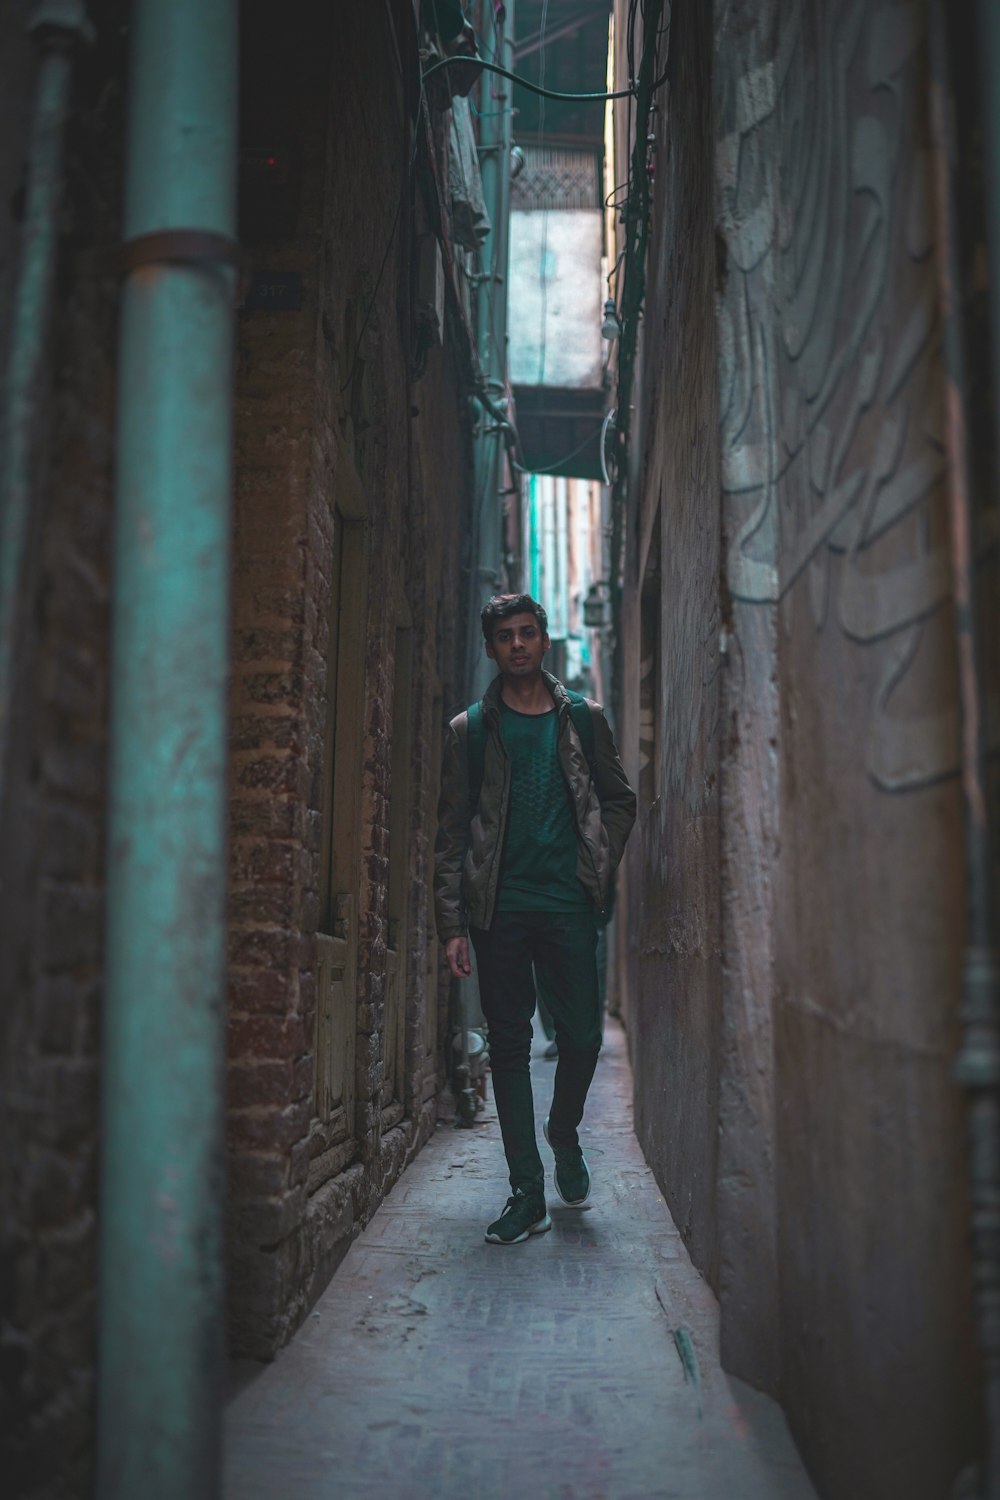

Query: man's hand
[445,936,472,979]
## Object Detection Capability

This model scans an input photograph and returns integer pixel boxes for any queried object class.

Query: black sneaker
[544,1117,592,1206]
[485,1189,552,1244]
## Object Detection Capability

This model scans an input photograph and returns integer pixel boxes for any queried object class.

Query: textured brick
[230,712,301,752]
[40,741,104,802]
[36,975,83,1055]
[39,804,100,883]
[228,1152,291,1199]
[234,751,310,798]
[0,12,121,1488]
[229,966,295,1015]
[232,627,300,662]
[222,0,473,1370]
[30,1060,100,1148]
[229,926,296,971]
[230,795,305,841]
[234,1188,305,1248]
[229,881,298,929]
[25,1151,94,1229]
[290,1052,314,1100]
[227,1100,312,1153]
[228,1013,308,1063]
[301,807,322,853]
[18,1217,97,1316]
[38,884,102,972]
[288,1137,312,1188]
[240,670,305,707]
[231,837,309,888]
[228,1059,298,1109]
[248,586,307,625]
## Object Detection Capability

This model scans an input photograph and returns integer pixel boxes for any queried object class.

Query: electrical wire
[516,423,607,476]
[339,196,402,393]
[536,0,550,387]
[536,0,550,138]
[605,177,631,210]
[608,0,668,701]
[482,0,500,62]
[339,77,423,394]
[421,55,638,101]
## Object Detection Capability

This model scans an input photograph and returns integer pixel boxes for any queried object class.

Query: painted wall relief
[715,0,963,791]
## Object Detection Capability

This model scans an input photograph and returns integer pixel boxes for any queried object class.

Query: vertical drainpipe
[97,2,238,1496]
[0,0,93,789]
[455,3,517,1105]
[470,0,515,700]
[554,474,568,638]
[979,0,1000,524]
[931,8,1000,1497]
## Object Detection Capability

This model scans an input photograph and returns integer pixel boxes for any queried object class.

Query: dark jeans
[471,910,601,1198]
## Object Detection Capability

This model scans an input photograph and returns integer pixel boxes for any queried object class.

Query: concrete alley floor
[224,1020,818,1500]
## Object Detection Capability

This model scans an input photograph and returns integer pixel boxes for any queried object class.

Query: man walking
[434,594,636,1244]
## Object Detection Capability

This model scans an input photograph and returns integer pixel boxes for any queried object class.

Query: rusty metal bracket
[119,228,239,275]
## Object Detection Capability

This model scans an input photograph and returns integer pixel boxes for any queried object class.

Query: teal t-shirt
[497,703,590,912]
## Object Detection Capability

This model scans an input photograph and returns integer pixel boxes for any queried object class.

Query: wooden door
[421,689,443,1104]
[382,621,412,1125]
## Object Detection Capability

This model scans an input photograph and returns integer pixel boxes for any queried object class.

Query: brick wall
[227,0,474,1359]
[0,4,127,1494]
[1,0,475,1487]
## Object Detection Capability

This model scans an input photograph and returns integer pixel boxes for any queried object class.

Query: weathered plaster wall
[714,3,978,1492]
[623,0,981,1494]
[622,0,724,1287]
[0,5,126,1494]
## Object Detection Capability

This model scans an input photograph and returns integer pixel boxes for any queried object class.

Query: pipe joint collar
[28,0,94,48]
[119,229,240,277]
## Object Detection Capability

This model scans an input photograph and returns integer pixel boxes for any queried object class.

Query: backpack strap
[565,689,596,774]
[466,699,487,812]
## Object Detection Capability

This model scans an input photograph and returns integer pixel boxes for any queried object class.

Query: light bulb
[601,299,622,341]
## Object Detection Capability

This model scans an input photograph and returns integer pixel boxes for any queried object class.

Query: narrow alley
[1,2,997,1499]
[224,1020,815,1500]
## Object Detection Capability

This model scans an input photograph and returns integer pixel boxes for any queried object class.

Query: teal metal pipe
[469,0,516,701]
[0,0,92,791]
[978,0,1000,531]
[458,2,518,1078]
[96,2,237,1496]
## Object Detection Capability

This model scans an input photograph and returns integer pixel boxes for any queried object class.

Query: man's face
[486,612,549,677]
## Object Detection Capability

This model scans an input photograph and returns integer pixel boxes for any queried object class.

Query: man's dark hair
[480,593,549,644]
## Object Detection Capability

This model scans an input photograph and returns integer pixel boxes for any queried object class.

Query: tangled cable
[421,54,638,102]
